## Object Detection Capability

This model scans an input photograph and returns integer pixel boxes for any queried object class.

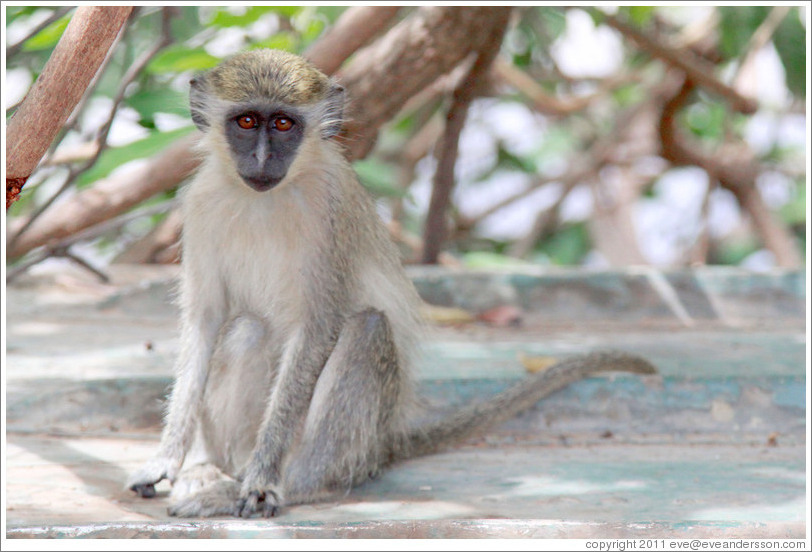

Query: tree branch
[420,8,511,264]
[7,134,199,259]
[114,208,182,264]
[304,6,402,74]
[339,6,516,160]
[601,12,758,114]
[6,6,133,208]
[658,74,802,268]
[493,58,637,116]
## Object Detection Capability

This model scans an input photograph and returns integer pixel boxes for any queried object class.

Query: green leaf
[147,46,220,74]
[612,83,644,107]
[621,6,655,26]
[683,101,726,142]
[779,180,806,226]
[208,6,291,27]
[717,6,769,60]
[353,159,405,198]
[534,126,578,165]
[126,89,190,123]
[537,223,590,265]
[22,12,71,51]
[270,6,302,19]
[772,9,806,97]
[315,6,347,25]
[584,7,606,27]
[6,6,41,25]
[712,236,759,265]
[539,7,566,38]
[77,126,196,187]
[301,17,326,44]
[249,32,297,53]
[169,6,205,42]
[495,144,537,174]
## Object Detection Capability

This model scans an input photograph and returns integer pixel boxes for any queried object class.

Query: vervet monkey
[127,49,656,518]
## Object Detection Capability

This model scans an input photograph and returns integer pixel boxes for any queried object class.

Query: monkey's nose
[251,152,273,162]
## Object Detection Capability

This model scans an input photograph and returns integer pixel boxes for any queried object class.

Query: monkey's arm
[236,324,336,517]
[128,272,225,497]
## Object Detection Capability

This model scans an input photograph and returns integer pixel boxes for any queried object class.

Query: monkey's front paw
[126,456,180,498]
[235,487,282,518]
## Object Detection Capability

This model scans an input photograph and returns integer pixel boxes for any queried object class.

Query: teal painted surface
[418,376,806,420]
[417,331,806,380]
[408,267,807,321]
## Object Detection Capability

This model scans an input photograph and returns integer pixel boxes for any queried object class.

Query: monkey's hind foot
[167,479,242,517]
[168,463,240,517]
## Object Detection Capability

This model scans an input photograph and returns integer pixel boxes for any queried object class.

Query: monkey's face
[223,104,305,192]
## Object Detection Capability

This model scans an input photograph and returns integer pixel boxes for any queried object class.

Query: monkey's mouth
[241,175,282,192]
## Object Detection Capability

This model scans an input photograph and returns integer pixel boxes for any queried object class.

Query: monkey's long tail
[393,350,656,462]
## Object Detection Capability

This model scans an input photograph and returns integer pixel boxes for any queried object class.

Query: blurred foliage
[76,127,196,187]
[20,13,70,51]
[5,5,807,268]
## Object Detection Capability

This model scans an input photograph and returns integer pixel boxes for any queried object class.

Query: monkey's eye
[273,117,294,132]
[236,115,258,130]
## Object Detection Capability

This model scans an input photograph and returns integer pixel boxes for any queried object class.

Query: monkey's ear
[320,82,345,139]
[189,75,210,131]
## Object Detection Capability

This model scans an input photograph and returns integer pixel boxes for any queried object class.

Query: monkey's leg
[281,307,402,507]
[168,315,277,517]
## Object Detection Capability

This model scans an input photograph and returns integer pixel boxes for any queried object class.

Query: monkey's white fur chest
[181,166,324,336]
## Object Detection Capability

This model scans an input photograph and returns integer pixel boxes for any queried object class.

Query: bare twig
[6,6,133,207]
[587,166,650,266]
[494,59,637,115]
[685,178,714,266]
[507,183,577,259]
[461,95,648,233]
[6,245,110,284]
[386,113,445,228]
[421,8,511,264]
[601,11,759,114]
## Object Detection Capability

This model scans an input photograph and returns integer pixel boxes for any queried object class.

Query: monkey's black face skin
[224,105,305,192]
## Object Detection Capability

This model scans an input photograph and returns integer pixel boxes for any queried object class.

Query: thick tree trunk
[6,6,133,208]
[339,6,514,160]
